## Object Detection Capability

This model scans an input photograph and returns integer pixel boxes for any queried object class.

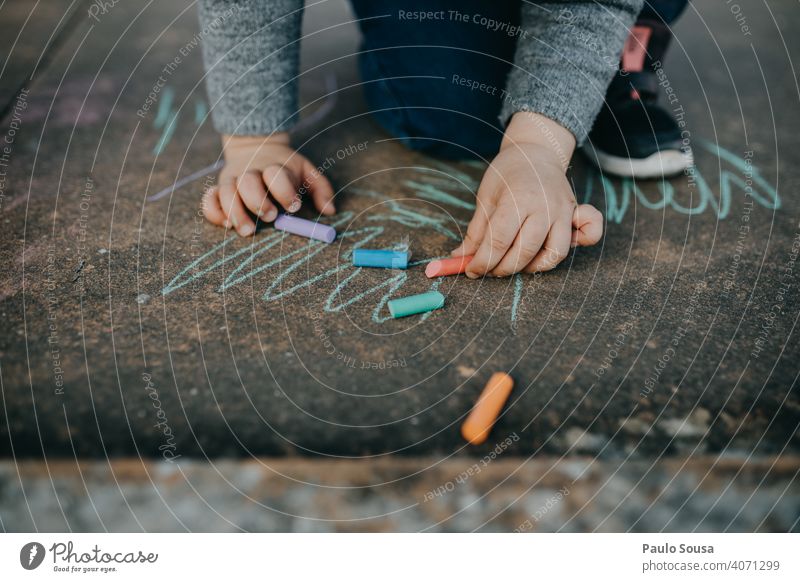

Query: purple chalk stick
[274,214,336,244]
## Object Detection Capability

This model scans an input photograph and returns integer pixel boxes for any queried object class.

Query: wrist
[501,112,576,171]
[222,132,291,152]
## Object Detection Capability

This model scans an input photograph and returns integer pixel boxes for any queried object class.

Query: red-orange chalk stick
[461,372,514,445]
[425,255,474,278]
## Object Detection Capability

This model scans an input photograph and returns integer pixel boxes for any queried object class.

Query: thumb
[452,175,497,257]
[571,204,604,247]
[451,215,485,258]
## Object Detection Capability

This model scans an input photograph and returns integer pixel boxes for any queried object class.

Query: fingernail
[231,216,238,228]
[265,208,278,222]
[239,224,254,236]
[466,272,478,280]
[289,199,301,213]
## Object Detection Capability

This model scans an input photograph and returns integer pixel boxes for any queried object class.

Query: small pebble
[136,293,151,305]
[564,427,606,453]
[457,365,476,378]
[659,411,709,438]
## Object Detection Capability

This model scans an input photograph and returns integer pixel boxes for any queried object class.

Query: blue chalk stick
[352,249,409,269]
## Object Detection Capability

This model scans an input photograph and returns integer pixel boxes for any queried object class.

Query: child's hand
[451,112,603,277]
[202,133,335,236]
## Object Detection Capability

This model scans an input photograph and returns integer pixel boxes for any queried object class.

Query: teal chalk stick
[353,249,409,269]
[388,291,445,319]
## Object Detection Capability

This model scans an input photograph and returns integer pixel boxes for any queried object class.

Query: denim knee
[351,0,520,159]
[359,50,505,159]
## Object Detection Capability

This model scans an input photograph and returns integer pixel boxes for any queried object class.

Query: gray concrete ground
[0,0,798,531]
[2,457,798,532]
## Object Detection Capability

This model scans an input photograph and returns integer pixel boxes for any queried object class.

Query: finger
[571,204,604,247]
[465,198,525,278]
[236,170,278,222]
[451,207,489,258]
[218,177,256,236]
[451,177,499,257]
[302,159,336,215]
[262,164,301,213]
[201,186,226,226]
[525,216,572,272]
[490,216,549,277]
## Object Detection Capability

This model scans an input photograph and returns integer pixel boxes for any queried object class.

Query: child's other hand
[451,112,603,277]
[202,133,335,237]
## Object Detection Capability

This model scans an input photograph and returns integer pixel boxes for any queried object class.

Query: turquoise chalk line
[162,146,779,326]
[586,140,779,223]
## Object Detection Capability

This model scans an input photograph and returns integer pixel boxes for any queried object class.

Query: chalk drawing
[161,140,780,327]
[698,139,780,211]
[161,194,471,323]
[194,99,208,126]
[354,188,469,241]
[151,87,206,155]
[152,110,179,156]
[327,267,407,323]
[584,140,779,223]
[511,273,523,324]
[147,160,224,202]
[153,87,175,129]
[404,179,475,210]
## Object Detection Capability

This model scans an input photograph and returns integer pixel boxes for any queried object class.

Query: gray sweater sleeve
[198,0,303,135]
[500,0,644,145]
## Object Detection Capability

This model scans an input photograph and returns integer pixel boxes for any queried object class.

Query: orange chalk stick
[461,372,514,445]
[425,255,474,278]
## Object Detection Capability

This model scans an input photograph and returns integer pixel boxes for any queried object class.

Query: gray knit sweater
[198,0,643,144]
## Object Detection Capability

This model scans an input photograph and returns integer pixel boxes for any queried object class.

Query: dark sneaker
[585,21,693,179]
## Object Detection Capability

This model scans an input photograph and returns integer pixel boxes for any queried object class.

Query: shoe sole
[583,143,694,179]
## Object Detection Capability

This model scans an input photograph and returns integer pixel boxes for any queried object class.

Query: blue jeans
[351,0,688,159]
